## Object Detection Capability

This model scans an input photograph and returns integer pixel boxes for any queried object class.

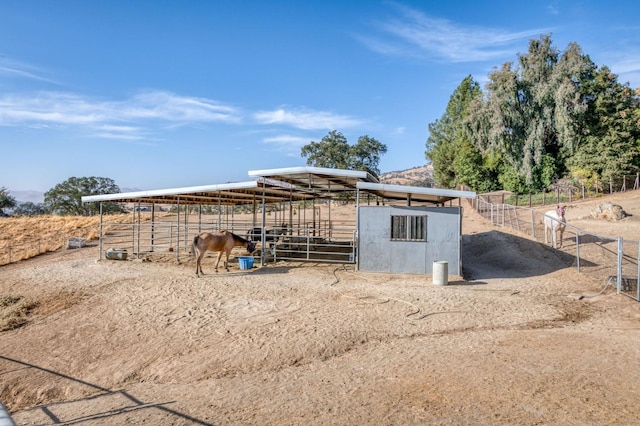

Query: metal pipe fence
[0,225,96,266]
[97,217,357,266]
[474,198,640,301]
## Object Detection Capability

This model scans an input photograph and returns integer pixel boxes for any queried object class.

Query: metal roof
[81,179,311,206]
[357,182,476,205]
[248,166,378,196]
[81,166,475,206]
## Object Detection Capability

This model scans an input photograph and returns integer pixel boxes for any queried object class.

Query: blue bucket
[238,256,254,270]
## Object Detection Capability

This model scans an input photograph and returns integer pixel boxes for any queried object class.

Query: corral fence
[98,215,357,266]
[0,225,96,266]
[473,197,640,301]
[484,173,640,207]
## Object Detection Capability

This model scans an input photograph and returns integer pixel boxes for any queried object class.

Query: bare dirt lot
[2,192,640,425]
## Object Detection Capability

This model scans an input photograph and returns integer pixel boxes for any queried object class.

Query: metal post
[176,197,180,261]
[136,203,141,259]
[531,210,535,239]
[98,203,103,260]
[150,204,155,252]
[617,237,623,294]
[575,233,580,272]
[637,241,640,301]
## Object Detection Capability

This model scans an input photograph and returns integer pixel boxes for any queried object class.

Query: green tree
[0,187,17,216]
[301,130,387,178]
[44,176,125,216]
[469,35,591,191]
[426,75,492,190]
[12,202,47,216]
[349,135,387,177]
[570,66,640,179]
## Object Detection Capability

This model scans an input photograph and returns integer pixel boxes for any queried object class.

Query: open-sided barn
[81,166,475,276]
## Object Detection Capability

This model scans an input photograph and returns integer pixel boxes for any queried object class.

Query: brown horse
[193,230,256,276]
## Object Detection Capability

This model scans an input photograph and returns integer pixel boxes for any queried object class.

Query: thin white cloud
[0,90,242,140]
[0,57,59,84]
[254,107,364,130]
[263,134,310,156]
[264,134,309,146]
[360,5,552,63]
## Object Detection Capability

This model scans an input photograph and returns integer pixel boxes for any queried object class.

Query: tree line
[426,34,640,194]
[0,177,125,216]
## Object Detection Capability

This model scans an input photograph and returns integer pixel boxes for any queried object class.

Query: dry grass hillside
[0,215,136,265]
[379,165,434,186]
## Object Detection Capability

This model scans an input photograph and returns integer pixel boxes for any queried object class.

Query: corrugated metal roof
[81,179,310,205]
[248,166,378,195]
[357,182,476,205]
[81,166,475,206]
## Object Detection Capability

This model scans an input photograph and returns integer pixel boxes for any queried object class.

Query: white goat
[544,205,566,248]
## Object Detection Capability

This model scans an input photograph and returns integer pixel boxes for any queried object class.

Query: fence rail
[97,218,357,265]
[0,225,97,266]
[473,198,640,301]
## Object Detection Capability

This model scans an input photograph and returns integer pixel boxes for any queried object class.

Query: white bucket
[433,261,449,286]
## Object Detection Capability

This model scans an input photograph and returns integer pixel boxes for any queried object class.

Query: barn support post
[132,203,138,259]
[176,197,181,261]
[150,204,155,252]
[355,188,360,270]
[198,205,202,234]
[99,202,104,260]
[137,203,142,259]
[260,185,267,266]
[184,203,189,257]
[288,189,294,236]
[327,182,333,240]
[217,192,222,229]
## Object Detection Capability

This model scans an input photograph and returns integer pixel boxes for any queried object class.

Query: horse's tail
[192,235,199,256]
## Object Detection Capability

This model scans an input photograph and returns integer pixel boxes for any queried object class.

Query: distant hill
[11,187,143,205]
[379,165,434,187]
[12,190,45,204]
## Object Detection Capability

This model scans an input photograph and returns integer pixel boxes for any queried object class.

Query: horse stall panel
[358,206,462,275]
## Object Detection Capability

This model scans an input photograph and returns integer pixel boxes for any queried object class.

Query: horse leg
[224,249,231,271]
[544,223,549,245]
[214,251,223,273]
[195,248,204,277]
[558,227,564,248]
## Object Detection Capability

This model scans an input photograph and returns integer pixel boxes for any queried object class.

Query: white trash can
[433,261,449,286]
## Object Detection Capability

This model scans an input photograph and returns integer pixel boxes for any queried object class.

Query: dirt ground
[2,192,640,425]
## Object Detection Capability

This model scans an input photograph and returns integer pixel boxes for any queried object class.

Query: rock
[591,202,627,220]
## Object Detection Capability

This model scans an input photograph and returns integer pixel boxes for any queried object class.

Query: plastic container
[433,260,448,285]
[238,256,254,270]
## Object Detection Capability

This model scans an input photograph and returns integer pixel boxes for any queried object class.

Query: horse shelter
[81,166,476,275]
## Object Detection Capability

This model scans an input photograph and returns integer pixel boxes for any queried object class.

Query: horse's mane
[229,231,250,244]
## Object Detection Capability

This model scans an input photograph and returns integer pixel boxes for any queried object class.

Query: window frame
[390,214,427,242]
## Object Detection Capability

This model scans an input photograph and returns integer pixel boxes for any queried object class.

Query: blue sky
[1,1,639,194]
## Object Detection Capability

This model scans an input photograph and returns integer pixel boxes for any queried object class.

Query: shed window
[390,215,427,241]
